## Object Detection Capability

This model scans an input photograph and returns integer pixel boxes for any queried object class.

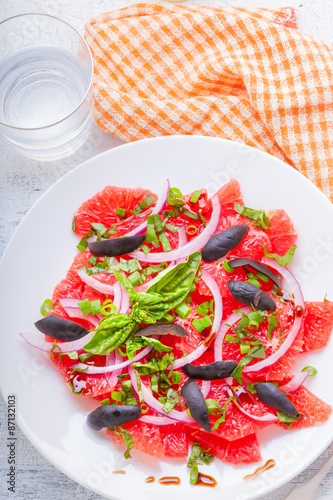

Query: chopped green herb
[129,195,156,215]
[231,345,266,383]
[172,371,181,384]
[146,215,159,246]
[78,352,94,363]
[128,271,143,287]
[133,352,175,375]
[78,298,91,315]
[180,207,199,220]
[162,388,179,414]
[76,228,94,252]
[109,426,134,458]
[100,398,110,405]
[167,187,185,207]
[125,336,172,361]
[198,209,207,227]
[165,223,180,233]
[262,244,297,266]
[141,244,150,254]
[159,230,171,252]
[277,411,300,428]
[234,202,270,230]
[190,465,199,485]
[72,216,76,233]
[222,260,234,273]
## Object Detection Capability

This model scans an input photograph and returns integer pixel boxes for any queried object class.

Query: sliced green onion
[176,302,192,319]
[165,223,179,233]
[89,255,98,266]
[240,344,251,354]
[90,299,101,315]
[40,299,53,317]
[101,398,110,405]
[100,299,116,316]
[146,215,159,245]
[225,334,239,343]
[191,316,213,333]
[302,366,317,377]
[163,313,174,322]
[180,207,199,220]
[222,260,234,273]
[198,209,207,226]
[172,371,181,384]
[159,230,171,252]
[128,271,143,287]
[247,278,261,287]
[78,298,91,315]
[255,271,269,283]
[103,224,116,238]
[116,207,126,218]
[190,465,199,485]
[196,301,210,316]
[141,244,150,254]
[151,373,159,393]
[186,225,198,235]
[190,190,202,203]
[78,352,94,362]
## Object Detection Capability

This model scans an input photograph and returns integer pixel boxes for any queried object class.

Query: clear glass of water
[0,14,94,160]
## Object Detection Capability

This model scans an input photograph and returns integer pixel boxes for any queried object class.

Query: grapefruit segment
[302,301,333,351]
[266,209,297,255]
[74,186,156,237]
[277,385,331,430]
[189,430,261,464]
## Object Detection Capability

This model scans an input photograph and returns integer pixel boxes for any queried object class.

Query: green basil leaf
[125,335,172,361]
[109,425,134,458]
[83,314,138,355]
[133,352,175,375]
[234,202,270,230]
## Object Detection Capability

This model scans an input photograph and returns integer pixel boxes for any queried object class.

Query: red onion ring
[119,286,130,314]
[225,386,278,422]
[125,180,170,237]
[71,344,154,374]
[201,269,223,336]
[280,369,312,393]
[77,269,114,296]
[244,258,304,374]
[19,330,95,353]
[128,194,221,263]
[107,350,123,389]
[214,307,251,362]
[112,282,122,312]
[129,366,194,423]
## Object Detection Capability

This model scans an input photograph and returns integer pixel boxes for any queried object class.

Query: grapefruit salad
[21,179,333,478]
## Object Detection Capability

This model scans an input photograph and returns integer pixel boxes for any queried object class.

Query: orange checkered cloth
[85,3,333,199]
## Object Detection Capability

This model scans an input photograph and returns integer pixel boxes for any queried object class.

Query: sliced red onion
[201,269,223,336]
[119,286,130,314]
[280,369,312,393]
[107,350,123,389]
[77,269,114,296]
[59,298,100,328]
[125,180,170,237]
[128,194,221,263]
[71,344,154,374]
[112,282,122,312]
[214,307,251,362]
[173,341,208,370]
[225,386,277,422]
[178,225,188,248]
[19,330,94,353]
[201,379,211,399]
[244,258,304,374]
[128,365,194,424]
[139,415,175,425]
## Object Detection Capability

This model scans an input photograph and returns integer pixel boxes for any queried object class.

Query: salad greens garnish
[276,411,300,428]
[234,202,270,230]
[190,190,202,204]
[116,206,126,218]
[187,442,214,484]
[125,336,172,361]
[129,194,156,215]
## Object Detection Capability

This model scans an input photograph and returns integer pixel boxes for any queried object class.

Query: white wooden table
[1,1,333,498]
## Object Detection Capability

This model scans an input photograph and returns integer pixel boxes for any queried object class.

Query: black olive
[202,225,249,262]
[34,315,89,341]
[181,378,211,432]
[132,322,188,337]
[255,382,303,419]
[228,258,281,289]
[227,281,276,311]
[181,360,237,380]
[89,234,145,257]
[87,404,142,431]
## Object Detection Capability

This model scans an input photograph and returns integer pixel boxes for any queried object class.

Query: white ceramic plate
[1,136,333,500]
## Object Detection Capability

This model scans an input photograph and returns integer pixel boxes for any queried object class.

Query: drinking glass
[0,14,94,160]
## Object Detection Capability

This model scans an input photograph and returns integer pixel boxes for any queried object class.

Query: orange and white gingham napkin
[85,3,333,199]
